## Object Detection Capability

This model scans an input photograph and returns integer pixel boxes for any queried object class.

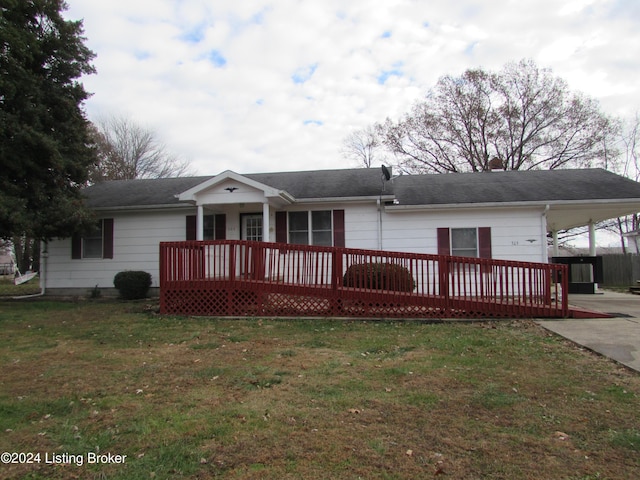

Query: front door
[241,214,263,241]
[240,214,264,279]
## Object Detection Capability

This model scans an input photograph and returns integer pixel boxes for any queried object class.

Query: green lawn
[0,277,40,297]
[0,300,638,479]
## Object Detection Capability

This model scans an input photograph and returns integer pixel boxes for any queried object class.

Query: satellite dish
[381,165,391,181]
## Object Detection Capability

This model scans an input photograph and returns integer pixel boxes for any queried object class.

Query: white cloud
[65,0,640,175]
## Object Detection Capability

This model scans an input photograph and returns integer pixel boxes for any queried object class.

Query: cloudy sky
[64,0,640,176]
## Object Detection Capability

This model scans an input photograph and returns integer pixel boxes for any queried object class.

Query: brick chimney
[488,157,504,171]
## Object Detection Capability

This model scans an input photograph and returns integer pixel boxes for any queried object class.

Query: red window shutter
[102,218,114,259]
[333,210,345,247]
[214,214,226,240]
[71,233,82,259]
[186,215,196,240]
[437,228,450,255]
[478,227,492,258]
[275,211,287,243]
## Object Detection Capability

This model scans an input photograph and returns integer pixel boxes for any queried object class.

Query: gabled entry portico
[177,170,295,242]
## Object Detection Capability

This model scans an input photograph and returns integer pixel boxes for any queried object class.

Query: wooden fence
[599,254,640,286]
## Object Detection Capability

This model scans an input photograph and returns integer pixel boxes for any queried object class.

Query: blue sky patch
[381,30,392,38]
[377,63,404,84]
[181,24,206,43]
[303,119,323,126]
[228,7,270,36]
[464,41,478,56]
[292,63,318,84]
[207,50,227,67]
[377,70,402,84]
[134,51,151,60]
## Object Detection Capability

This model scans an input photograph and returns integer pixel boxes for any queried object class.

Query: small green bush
[113,271,152,300]
[343,263,415,292]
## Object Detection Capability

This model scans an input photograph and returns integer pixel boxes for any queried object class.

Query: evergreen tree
[0,0,96,240]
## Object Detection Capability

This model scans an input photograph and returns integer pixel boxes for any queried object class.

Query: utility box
[551,256,603,294]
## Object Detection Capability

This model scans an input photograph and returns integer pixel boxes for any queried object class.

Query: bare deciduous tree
[370,59,620,174]
[89,115,193,182]
[341,125,383,168]
[607,113,640,252]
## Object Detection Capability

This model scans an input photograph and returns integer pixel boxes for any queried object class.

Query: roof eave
[89,204,195,212]
[385,198,640,212]
[296,195,396,204]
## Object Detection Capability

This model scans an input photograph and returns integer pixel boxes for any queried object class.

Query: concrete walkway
[538,290,640,372]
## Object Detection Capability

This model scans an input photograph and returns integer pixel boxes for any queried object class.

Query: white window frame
[288,210,333,246]
[82,221,105,259]
[450,227,479,258]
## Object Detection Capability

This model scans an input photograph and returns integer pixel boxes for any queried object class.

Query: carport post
[589,221,596,257]
[552,231,559,257]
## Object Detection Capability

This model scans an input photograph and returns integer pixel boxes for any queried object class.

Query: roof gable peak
[177,170,292,203]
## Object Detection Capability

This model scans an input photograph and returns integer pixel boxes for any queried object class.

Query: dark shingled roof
[82,168,390,208]
[245,168,389,199]
[81,168,640,209]
[83,176,213,208]
[392,168,640,205]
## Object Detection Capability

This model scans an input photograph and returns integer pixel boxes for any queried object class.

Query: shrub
[113,271,152,300]
[343,263,415,292]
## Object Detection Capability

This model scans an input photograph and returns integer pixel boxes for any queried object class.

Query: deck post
[331,249,344,314]
[439,256,450,305]
[229,243,236,282]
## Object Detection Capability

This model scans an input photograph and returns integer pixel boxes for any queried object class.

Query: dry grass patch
[0,300,639,479]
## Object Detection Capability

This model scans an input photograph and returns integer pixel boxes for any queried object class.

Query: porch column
[196,205,204,241]
[262,202,270,242]
[552,231,559,257]
[588,221,596,256]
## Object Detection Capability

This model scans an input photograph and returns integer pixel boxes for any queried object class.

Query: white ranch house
[42,167,640,296]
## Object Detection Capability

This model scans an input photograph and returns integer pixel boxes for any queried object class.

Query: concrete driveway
[537,291,640,372]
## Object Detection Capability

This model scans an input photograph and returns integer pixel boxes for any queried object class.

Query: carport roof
[392,168,640,205]
[388,168,640,230]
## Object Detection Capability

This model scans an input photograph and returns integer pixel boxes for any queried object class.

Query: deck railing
[159,240,568,318]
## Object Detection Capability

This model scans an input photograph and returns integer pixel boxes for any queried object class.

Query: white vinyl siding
[47,209,194,290]
[45,203,547,293]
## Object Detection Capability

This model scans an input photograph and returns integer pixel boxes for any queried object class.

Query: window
[312,211,332,246]
[186,214,226,240]
[288,211,309,245]
[82,224,104,258]
[288,211,333,246]
[275,210,345,247]
[72,219,114,259]
[451,228,477,257]
[437,227,492,258]
[202,215,215,240]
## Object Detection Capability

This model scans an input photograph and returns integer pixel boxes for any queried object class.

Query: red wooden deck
[159,240,568,318]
